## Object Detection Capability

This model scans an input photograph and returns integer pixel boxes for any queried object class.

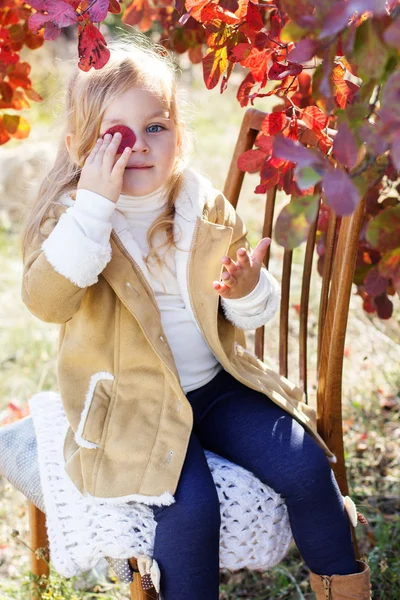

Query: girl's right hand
[77,132,132,204]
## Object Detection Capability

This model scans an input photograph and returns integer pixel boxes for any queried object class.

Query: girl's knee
[280,430,332,495]
[257,418,332,496]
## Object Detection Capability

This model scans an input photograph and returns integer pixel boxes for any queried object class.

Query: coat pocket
[74,372,114,449]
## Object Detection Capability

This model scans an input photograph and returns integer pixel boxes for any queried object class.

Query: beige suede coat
[21,168,334,507]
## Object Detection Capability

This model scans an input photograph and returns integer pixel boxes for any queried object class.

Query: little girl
[20,34,370,600]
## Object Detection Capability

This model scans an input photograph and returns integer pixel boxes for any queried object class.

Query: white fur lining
[83,489,176,507]
[42,211,112,288]
[221,268,281,330]
[74,371,114,449]
[343,495,358,527]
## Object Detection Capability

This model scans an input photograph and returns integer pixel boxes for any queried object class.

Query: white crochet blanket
[28,391,293,579]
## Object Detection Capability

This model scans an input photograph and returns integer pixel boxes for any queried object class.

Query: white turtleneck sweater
[65,183,272,392]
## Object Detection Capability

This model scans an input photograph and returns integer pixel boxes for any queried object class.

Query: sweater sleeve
[220,266,281,330]
[41,189,117,288]
[64,189,117,245]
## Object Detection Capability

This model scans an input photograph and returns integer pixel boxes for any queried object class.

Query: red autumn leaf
[0,83,13,103]
[6,61,32,89]
[205,21,231,50]
[109,0,122,14]
[334,77,358,108]
[185,0,212,21]
[228,42,252,62]
[314,128,333,154]
[255,183,267,194]
[237,148,267,173]
[237,72,255,106]
[285,116,299,141]
[2,114,30,139]
[268,60,303,81]
[260,155,286,185]
[269,11,281,38]
[300,106,328,131]
[255,133,273,154]
[254,30,268,50]
[202,47,228,89]
[101,125,136,154]
[122,0,154,31]
[234,0,251,20]
[200,3,240,25]
[363,295,376,314]
[241,47,270,82]
[246,1,264,31]
[77,21,110,71]
[262,112,286,136]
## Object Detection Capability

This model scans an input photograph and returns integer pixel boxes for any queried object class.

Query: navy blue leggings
[149,369,357,599]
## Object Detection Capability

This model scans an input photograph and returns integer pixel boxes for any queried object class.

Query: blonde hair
[20,31,195,267]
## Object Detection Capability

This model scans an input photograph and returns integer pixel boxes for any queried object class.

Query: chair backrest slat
[223,110,261,206]
[255,186,277,360]
[279,249,292,378]
[299,194,321,398]
[317,212,338,374]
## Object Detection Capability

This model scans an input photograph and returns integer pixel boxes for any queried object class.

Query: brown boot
[309,560,371,599]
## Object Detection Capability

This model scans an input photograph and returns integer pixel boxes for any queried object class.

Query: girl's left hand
[212,238,271,300]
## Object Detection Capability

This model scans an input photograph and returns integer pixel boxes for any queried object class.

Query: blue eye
[147,124,165,133]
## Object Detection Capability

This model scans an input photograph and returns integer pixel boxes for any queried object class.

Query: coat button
[166,450,174,463]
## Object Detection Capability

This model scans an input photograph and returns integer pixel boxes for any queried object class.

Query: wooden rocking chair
[19,107,365,599]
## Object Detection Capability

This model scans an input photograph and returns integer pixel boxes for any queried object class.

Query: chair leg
[28,501,50,600]
[129,558,159,600]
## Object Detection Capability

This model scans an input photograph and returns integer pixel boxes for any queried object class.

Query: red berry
[102,125,136,154]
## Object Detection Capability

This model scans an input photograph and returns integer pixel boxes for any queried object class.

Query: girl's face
[99,86,180,197]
